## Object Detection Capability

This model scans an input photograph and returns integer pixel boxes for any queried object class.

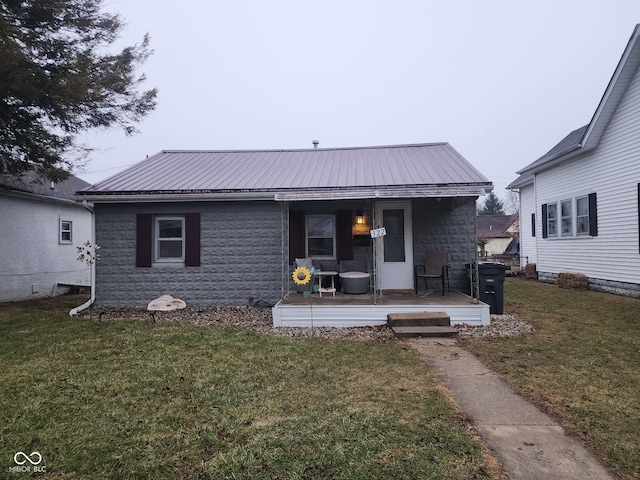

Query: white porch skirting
[272,298,490,328]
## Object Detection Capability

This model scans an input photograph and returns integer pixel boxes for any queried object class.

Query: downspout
[69,200,95,316]
[533,173,538,268]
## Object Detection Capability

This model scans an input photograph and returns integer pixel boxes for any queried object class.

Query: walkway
[408,338,616,480]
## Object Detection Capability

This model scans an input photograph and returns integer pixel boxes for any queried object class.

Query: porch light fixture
[352,210,370,236]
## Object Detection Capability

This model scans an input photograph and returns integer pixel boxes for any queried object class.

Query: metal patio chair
[414,250,450,295]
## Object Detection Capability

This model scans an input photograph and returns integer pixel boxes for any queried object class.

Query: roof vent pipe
[312,140,319,148]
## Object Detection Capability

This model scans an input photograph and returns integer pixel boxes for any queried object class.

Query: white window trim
[305,214,336,259]
[576,196,590,236]
[59,219,72,244]
[547,203,558,237]
[560,199,572,237]
[544,193,595,239]
[154,216,185,264]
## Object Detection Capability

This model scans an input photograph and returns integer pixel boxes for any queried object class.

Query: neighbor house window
[60,220,72,244]
[547,203,558,236]
[531,213,536,237]
[576,196,589,235]
[542,193,597,239]
[306,215,335,258]
[155,216,185,262]
[560,199,572,236]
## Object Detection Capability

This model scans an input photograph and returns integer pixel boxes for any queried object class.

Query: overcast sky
[78,0,640,205]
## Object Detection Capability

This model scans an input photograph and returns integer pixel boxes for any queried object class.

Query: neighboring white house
[0,172,92,302]
[508,24,640,297]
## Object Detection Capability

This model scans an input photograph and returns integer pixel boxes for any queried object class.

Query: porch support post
[280,201,290,300]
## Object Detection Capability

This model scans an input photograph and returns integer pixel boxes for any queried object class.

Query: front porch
[272,290,490,328]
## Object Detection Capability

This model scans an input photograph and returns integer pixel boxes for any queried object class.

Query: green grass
[0,295,498,479]
[460,277,640,480]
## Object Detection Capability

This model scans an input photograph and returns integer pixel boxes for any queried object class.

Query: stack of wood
[557,272,589,290]
[524,263,538,279]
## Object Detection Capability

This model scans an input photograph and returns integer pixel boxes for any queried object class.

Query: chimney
[312,140,319,149]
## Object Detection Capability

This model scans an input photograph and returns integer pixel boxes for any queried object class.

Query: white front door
[376,201,414,290]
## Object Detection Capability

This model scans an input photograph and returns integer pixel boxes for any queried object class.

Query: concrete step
[391,326,458,338]
[387,311,451,327]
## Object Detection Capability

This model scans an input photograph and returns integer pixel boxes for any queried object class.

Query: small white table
[316,271,337,297]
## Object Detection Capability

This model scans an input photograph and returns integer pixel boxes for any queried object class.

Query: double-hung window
[306,215,335,258]
[542,193,597,238]
[136,213,200,267]
[547,203,558,237]
[59,220,72,244]
[576,196,589,235]
[155,216,185,262]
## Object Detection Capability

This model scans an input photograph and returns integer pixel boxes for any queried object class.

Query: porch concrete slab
[408,339,616,480]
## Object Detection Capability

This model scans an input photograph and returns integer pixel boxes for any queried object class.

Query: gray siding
[95,202,283,307]
[413,198,477,292]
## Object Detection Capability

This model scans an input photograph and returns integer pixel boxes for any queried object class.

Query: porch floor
[273,290,490,328]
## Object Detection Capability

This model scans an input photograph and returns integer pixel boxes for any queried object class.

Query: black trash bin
[477,262,507,314]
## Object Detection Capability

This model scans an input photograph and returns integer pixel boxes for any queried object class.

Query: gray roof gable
[509,24,640,189]
[79,143,492,201]
[477,214,518,238]
[1,171,90,203]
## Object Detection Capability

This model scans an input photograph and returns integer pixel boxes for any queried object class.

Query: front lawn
[0,295,499,479]
[460,277,640,480]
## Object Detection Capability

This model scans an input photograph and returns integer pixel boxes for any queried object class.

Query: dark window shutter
[136,214,153,267]
[588,193,598,237]
[289,209,305,264]
[541,204,548,238]
[336,210,353,262]
[185,213,201,266]
[531,213,536,237]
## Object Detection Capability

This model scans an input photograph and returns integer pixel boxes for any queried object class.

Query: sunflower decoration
[292,266,312,285]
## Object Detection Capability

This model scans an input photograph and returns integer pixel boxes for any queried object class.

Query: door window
[383,209,405,262]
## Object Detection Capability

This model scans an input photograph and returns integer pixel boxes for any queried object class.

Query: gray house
[77,143,493,325]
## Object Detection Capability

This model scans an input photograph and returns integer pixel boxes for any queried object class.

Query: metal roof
[78,143,492,201]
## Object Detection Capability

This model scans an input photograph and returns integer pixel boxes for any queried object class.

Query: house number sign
[370,227,386,238]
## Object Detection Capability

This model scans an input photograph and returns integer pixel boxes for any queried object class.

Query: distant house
[0,172,92,301]
[476,214,519,258]
[508,24,640,297]
[76,143,493,324]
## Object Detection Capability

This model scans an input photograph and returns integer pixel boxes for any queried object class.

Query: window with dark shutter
[588,193,598,237]
[289,210,305,264]
[336,210,353,261]
[185,213,201,267]
[541,204,548,238]
[136,214,153,267]
[136,213,200,267]
[531,213,536,237]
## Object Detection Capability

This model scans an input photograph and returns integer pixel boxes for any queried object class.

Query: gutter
[69,200,96,316]
[74,184,494,203]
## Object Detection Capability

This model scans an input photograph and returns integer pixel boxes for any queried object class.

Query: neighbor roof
[77,143,492,202]
[1,171,90,204]
[476,214,518,239]
[508,23,640,189]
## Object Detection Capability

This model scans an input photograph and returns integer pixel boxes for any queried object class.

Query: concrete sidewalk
[408,338,616,480]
